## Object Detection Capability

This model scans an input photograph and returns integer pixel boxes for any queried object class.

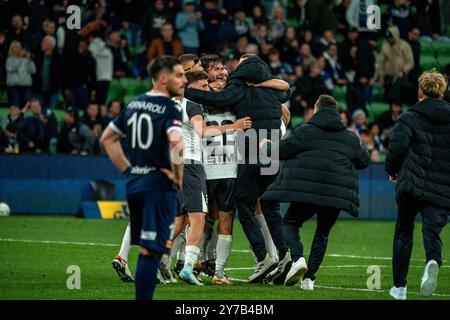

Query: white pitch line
[225,265,450,271]
[225,277,450,297]
[0,238,446,264]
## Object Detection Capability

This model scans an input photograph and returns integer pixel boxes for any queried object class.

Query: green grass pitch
[0,216,448,300]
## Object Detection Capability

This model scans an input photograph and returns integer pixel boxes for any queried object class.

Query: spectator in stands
[338,27,359,74]
[32,35,64,111]
[108,31,130,79]
[6,41,36,107]
[268,5,287,42]
[101,99,122,130]
[378,26,414,105]
[57,106,96,155]
[290,0,338,34]
[0,105,25,131]
[141,0,173,45]
[146,22,183,64]
[175,0,205,54]
[26,0,49,34]
[339,109,350,127]
[333,0,351,34]
[354,38,377,108]
[406,25,422,106]
[81,101,103,137]
[230,35,251,60]
[232,8,251,39]
[323,43,347,90]
[0,122,19,154]
[33,19,56,54]
[250,4,269,39]
[65,39,96,111]
[315,30,336,57]
[294,43,317,73]
[89,30,113,108]
[118,0,147,47]
[386,0,412,40]
[291,61,328,116]
[350,108,368,137]
[267,48,296,84]
[376,101,403,149]
[276,26,299,67]
[253,24,274,59]
[345,0,377,32]
[201,0,227,53]
[0,31,7,91]
[19,98,57,153]
[416,0,441,40]
[5,15,34,52]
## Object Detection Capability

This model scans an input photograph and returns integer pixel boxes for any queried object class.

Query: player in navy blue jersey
[101,56,186,300]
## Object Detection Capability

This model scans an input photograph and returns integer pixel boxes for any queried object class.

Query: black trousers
[236,163,287,262]
[283,202,340,281]
[393,194,448,287]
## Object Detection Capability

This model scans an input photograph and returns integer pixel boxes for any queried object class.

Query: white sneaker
[300,278,314,290]
[389,286,407,300]
[112,256,135,282]
[284,257,307,286]
[248,254,278,283]
[420,259,439,297]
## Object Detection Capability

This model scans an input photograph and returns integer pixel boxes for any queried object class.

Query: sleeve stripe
[109,121,123,135]
[167,126,182,134]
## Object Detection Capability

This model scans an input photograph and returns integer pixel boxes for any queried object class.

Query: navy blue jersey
[110,92,182,195]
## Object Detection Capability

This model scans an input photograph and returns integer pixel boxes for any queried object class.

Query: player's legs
[254,200,278,262]
[129,191,177,300]
[303,208,340,281]
[419,204,448,296]
[392,195,420,289]
[112,221,135,282]
[212,209,234,285]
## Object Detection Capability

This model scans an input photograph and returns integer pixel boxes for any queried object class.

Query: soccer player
[111,223,134,282]
[176,69,252,285]
[101,56,186,300]
[386,70,450,300]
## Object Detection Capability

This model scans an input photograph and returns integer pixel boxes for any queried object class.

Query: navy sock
[135,254,160,300]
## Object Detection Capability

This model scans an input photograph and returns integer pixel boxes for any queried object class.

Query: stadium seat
[290,116,303,128]
[368,102,389,121]
[432,40,450,55]
[372,84,384,101]
[419,40,435,56]
[0,90,8,107]
[106,79,125,104]
[123,93,136,106]
[332,85,346,102]
[120,77,146,96]
[420,55,442,72]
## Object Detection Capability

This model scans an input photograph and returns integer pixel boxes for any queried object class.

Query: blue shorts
[127,191,178,254]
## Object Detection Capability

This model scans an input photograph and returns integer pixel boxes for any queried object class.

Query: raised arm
[184,80,245,108]
[190,115,252,137]
[248,78,290,91]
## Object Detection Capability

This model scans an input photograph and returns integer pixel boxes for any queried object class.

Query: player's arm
[247,78,290,91]
[184,80,245,108]
[281,104,290,126]
[161,129,184,191]
[100,126,130,174]
[190,115,252,137]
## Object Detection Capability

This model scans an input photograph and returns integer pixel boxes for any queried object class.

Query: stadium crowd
[0,0,449,161]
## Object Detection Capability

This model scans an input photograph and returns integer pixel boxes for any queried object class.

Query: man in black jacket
[385,70,450,300]
[262,95,370,290]
[184,55,291,283]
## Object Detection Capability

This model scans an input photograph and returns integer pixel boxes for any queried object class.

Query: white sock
[118,225,131,262]
[215,234,232,277]
[207,220,219,260]
[170,233,185,265]
[255,214,279,261]
[183,245,200,272]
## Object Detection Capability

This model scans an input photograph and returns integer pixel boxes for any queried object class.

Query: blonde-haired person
[386,69,450,300]
[5,41,36,107]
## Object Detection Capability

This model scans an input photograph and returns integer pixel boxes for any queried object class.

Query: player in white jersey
[172,70,251,285]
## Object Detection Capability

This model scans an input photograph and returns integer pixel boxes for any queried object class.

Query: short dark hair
[179,53,199,65]
[147,56,181,80]
[315,94,338,111]
[200,54,224,72]
[185,70,209,84]
[107,99,121,110]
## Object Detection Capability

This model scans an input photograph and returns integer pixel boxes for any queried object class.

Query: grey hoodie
[6,57,36,86]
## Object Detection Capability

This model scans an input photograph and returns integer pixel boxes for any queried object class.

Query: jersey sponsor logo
[97,201,129,219]
[141,230,157,241]
[130,165,157,175]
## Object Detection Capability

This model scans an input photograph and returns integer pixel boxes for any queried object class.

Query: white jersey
[202,109,237,180]
[178,98,204,163]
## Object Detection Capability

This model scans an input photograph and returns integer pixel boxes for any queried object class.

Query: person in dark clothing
[375,101,402,149]
[57,106,96,155]
[19,97,57,153]
[65,39,96,111]
[140,0,173,45]
[406,26,422,106]
[385,70,450,300]
[0,122,19,153]
[5,14,35,53]
[386,0,412,40]
[108,31,130,79]
[261,94,370,290]
[32,35,65,111]
[415,0,441,39]
[184,54,292,284]
[291,61,329,116]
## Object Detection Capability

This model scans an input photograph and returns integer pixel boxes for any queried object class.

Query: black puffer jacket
[262,106,370,216]
[184,56,290,130]
[385,97,450,209]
